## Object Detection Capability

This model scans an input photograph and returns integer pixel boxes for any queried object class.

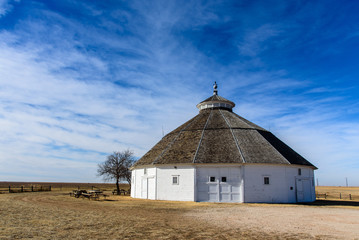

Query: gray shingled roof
[134,95,316,169]
[199,94,235,106]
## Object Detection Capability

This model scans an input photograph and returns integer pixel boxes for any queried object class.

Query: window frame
[172,175,179,185]
[264,176,270,185]
[209,176,216,183]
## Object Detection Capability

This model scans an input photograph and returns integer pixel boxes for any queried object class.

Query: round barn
[131,83,317,203]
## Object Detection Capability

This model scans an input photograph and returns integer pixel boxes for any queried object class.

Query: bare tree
[97,149,135,194]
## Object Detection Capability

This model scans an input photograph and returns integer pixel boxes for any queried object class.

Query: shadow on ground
[300,199,359,207]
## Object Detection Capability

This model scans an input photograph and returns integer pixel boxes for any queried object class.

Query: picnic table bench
[112,189,130,195]
[81,192,99,200]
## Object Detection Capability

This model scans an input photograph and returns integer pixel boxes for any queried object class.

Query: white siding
[131,167,156,199]
[243,165,315,203]
[156,166,195,201]
[131,164,315,203]
[196,166,243,202]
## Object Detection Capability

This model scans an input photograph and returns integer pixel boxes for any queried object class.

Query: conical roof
[134,85,316,169]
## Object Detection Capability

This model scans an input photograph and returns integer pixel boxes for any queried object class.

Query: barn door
[147,177,156,200]
[296,178,304,202]
[141,178,148,199]
[296,178,311,202]
[196,167,240,202]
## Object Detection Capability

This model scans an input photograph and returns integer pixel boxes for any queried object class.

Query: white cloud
[0,39,173,181]
[238,24,282,57]
[0,0,14,17]
[1,1,358,186]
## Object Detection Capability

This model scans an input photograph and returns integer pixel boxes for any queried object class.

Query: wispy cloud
[0,0,15,17]
[0,0,358,185]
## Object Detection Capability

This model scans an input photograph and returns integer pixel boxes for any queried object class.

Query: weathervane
[213,81,218,95]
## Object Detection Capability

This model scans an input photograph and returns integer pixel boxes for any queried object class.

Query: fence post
[31,186,34,192]
[349,194,352,200]
[8,186,11,193]
[325,193,327,199]
[49,186,51,191]
[21,186,23,192]
[340,193,341,199]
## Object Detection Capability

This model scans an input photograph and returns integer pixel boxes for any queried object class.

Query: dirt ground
[0,191,358,240]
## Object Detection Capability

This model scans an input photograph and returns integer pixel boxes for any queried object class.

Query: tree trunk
[116,178,120,195]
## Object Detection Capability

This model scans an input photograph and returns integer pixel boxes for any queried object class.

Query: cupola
[196,82,235,112]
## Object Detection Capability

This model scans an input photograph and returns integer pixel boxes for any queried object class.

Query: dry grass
[316,186,359,200]
[316,186,359,195]
[0,182,124,192]
[1,187,359,240]
[0,192,265,239]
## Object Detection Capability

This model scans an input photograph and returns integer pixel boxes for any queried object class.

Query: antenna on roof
[213,81,218,95]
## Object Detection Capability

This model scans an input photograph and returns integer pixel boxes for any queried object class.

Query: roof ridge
[192,109,213,163]
[179,127,260,131]
[257,130,300,166]
[219,109,246,163]
[152,113,202,164]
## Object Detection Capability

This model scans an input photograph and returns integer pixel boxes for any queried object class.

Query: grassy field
[316,186,359,200]
[2,182,358,200]
[0,182,129,194]
[0,184,359,239]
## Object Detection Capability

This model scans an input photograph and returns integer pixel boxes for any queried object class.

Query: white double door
[296,178,312,202]
[141,177,156,199]
[197,167,241,202]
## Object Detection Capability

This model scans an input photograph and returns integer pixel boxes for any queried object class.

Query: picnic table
[70,189,108,200]
[70,190,88,198]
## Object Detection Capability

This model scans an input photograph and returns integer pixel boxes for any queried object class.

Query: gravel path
[185,204,359,239]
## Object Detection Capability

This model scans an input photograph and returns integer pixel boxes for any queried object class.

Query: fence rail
[0,185,51,193]
[316,192,358,200]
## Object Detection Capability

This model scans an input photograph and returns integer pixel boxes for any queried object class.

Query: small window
[221,177,227,182]
[172,176,179,185]
[298,168,301,176]
[209,176,216,182]
[144,168,147,174]
[264,177,270,185]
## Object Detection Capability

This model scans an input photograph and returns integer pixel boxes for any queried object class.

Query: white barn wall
[195,166,243,203]
[243,164,315,203]
[156,166,195,201]
[131,167,157,199]
[244,165,289,203]
[131,164,315,203]
[130,169,136,198]
[284,166,297,203]
[132,168,142,199]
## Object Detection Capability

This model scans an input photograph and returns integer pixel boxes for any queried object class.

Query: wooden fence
[316,192,359,200]
[0,185,51,193]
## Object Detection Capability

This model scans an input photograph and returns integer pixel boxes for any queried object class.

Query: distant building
[131,83,317,203]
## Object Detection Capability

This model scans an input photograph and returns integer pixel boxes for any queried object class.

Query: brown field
[0,182,125,192]
[1,185,359,239]
[316,186,359,200]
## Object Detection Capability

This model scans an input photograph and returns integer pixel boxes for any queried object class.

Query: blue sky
[0,0,358,185]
